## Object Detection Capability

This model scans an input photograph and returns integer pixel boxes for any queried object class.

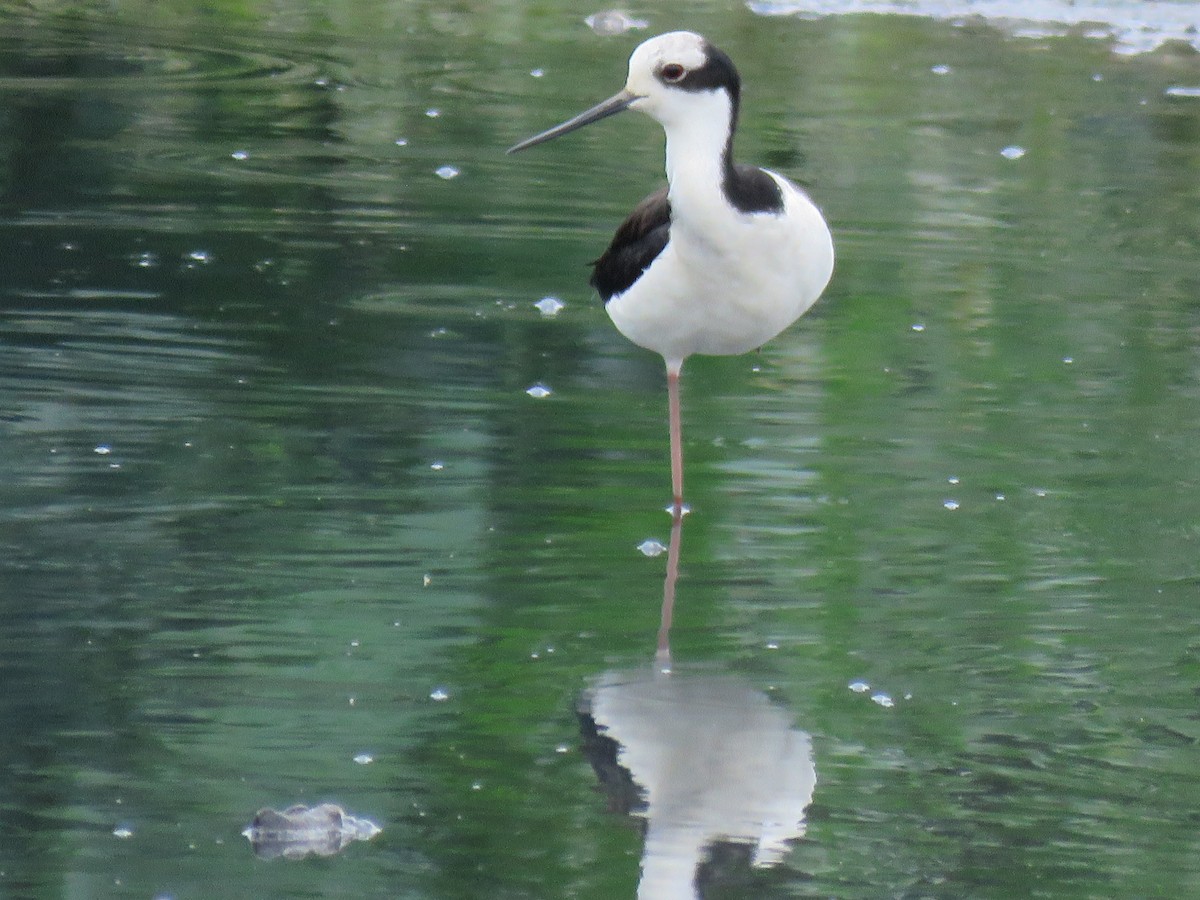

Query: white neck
[661,91,735,229]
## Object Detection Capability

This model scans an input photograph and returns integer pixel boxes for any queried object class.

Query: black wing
[589,186,670,302]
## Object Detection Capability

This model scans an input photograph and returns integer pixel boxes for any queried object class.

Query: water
[1,2,1199,897]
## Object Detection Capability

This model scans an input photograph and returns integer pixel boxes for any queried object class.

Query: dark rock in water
[242,803,381,860]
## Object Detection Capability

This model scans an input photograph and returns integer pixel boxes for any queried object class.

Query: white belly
[605,178,834,365]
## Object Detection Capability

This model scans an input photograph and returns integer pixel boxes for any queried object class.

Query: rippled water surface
[2,2,1199,898]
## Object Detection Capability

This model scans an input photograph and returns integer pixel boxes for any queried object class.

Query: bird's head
[507,31,741,154]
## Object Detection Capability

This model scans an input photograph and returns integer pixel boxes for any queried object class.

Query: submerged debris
[242,803,381,860]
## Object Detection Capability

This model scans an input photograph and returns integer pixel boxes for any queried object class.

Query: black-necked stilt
[510,31,834,516]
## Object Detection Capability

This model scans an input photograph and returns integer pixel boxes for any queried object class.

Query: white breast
[606,173,834,365]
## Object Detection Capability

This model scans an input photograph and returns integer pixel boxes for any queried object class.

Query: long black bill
[507,89,639,154]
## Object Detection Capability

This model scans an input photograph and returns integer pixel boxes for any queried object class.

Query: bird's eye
[660,63,686,83]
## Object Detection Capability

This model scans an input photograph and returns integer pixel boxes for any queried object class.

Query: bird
[509,31,834,518]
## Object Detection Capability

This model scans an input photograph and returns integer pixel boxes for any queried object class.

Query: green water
[1,1,1199,897]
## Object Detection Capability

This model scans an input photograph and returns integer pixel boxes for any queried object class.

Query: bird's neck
[662,92,738,228]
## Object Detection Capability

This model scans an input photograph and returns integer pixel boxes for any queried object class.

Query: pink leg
[666,360,684,516]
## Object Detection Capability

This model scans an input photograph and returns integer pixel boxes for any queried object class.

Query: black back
[589,186,670,302]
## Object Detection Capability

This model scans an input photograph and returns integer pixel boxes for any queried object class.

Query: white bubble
[584,10,648,34]
[525,383,552,399]
[430,687,450,702]
[637,539,667,557]
[534,296,564,316]
[1000,145,1027,160]
[435,165,460,180]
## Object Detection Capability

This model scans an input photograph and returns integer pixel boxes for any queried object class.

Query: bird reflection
[578,513,816,898]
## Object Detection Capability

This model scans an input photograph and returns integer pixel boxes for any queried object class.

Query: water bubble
[394,137,409,146]
[130,251,159,269]
[911,322,926,332]
[94,444,112,455]
[185,249,213,265]
[1000,145,1027,160]
[848,680,871,693]
[430,461,445,471]
[585,10,649,35]
[637,539,667,557]
[1062,356,1074,364]
[525,383,552,399]
[435,165,460,180]
[555,743,570,754]
[230,149,250,161]
[430,687,450,702]
[425,108,441,118]
[353,753,374,765]
[534,296,564,316]
[930,63,951,75]
[1165,86,1200,99]
[871,692,895,708]
[765,642,779,651]
[947,476,960,485]
[529,68,545,78]
[112,825,134,839]
[943,499,960,511]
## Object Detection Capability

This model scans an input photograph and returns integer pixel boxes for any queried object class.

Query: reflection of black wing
[589,186,670,302]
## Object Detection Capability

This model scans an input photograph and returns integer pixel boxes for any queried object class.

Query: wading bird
[509,31,834,517]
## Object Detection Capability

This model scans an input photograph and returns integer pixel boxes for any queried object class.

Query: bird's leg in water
[655,508,683,666]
